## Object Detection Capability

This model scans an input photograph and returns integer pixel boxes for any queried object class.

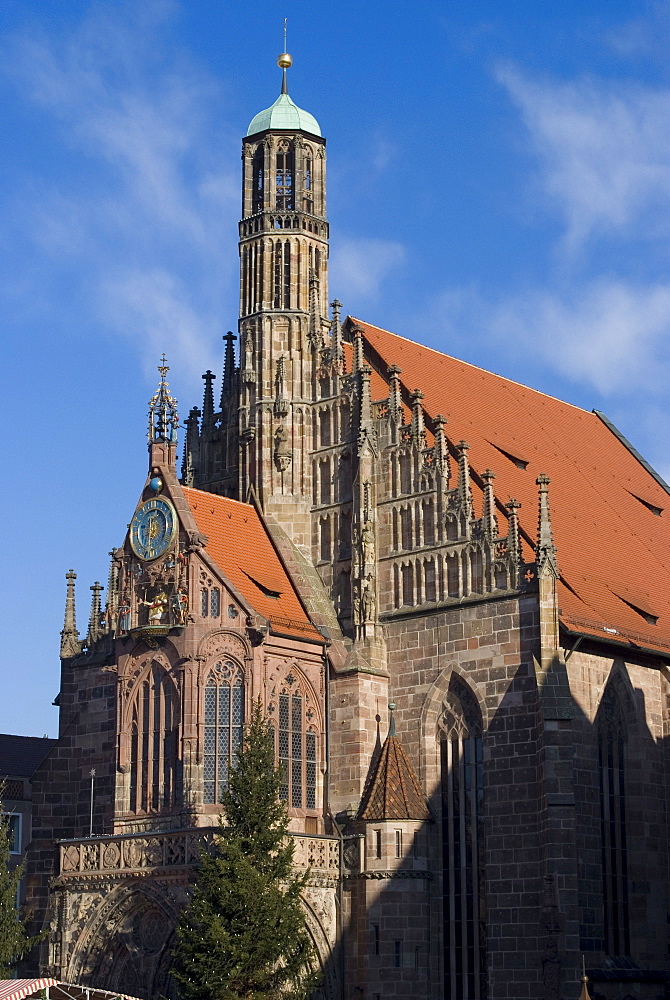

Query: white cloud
[330,237,405,300]
[496,63,670,254]
[1,5,237,370]
[424,278,670,397]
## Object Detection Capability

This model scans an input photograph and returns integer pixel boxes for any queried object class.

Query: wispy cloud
[1,3,237,377]
[496,63,670,254]
[330,237,405,301]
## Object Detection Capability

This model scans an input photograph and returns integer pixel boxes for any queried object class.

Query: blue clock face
[129,498,177,561]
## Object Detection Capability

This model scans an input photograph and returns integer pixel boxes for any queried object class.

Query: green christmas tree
[0,789,43,977]
[172,701,318,1000]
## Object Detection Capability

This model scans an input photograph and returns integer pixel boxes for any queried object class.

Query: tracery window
[129,664,180,814]
[597,685,630,956]
[276,673,318,810]
[252,146,264,213]
[440,676,486,1000]
[203,661,244,804]
[276,148,294,210]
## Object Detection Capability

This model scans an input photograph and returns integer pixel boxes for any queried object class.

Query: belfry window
[304,155,313,213]
[276,149,294,210]
[597,685,630,956]
[277,677,318,810]
[252,146,264,213]
[203,661,244,804]
[129,665,180,814]
[440,677,486,1000]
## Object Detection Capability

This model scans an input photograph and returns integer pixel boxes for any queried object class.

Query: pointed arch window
[597,685,630,956]
[439,676,486,1000]
[276,148,294,210]
[276,673,318,810]
[252,145,264,213]
[203,661,244,805]
[129,664,180,814]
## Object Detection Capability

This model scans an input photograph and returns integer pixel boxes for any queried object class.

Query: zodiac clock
[129,497,177,561]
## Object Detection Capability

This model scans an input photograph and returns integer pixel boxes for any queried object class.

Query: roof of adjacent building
[181,487,321,641]
[0,734,57,778]
[247,93,321,137]
[0,981,143,1000]
[352,317,670,656]
[357,719,431,822]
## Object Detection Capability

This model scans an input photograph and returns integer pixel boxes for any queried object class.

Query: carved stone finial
[308,269,321,350]
[352,325,364,373]
[482,468,497,538]
[410,389,425,445]
[330,299,344,370]
[201,370,215,426]
[387,365,403,428]
[87,582,104,647]
[457,440,473,516]
[221,331,237,405]
[181,406,201,486]
[432,414,450,486]
[388,702,397,738]
[505,498,522,586]
[60,569,83,659]
[536,474,559,577]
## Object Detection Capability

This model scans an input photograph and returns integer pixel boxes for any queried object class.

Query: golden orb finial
[277,52,293,69]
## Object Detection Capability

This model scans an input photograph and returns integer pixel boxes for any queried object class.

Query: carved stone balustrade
[58,829,339,883]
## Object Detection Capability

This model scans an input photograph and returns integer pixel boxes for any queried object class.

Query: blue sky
[2,0,670,735]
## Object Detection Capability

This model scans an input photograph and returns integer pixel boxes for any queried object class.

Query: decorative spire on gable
[357,704,430,821]
[457,440,473,521]
[60,569,82,659]
[87,582,103,646]
[352,324,364,374]
[387,365,403,428]
[148,355,179,447]
[432,413,450,489]
[410,389,426,447]
[181,406,200,486]
[536,473,559,578]
[221,331,236,405]
[329,299,344,372]
[481,469,497,538]
[505,498,522,587]
[201,370,215,433]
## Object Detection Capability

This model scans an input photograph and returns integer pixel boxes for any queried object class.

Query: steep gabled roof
[0,735,57,778]
[352,318,670,656]
[357,720,430,822]
[182,488,321,641]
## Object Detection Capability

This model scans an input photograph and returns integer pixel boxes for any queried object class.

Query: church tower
[238,51,328,543]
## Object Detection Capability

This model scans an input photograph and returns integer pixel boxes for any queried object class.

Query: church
[24,49,670,1000]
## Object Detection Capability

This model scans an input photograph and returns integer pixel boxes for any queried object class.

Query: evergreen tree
[0,788,43,976]
[172,701,317,1000]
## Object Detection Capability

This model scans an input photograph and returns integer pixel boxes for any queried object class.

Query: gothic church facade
[26,56,670,1000]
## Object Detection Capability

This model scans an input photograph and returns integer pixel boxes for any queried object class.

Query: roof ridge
[182,486,254,511]
[350,316,594,415]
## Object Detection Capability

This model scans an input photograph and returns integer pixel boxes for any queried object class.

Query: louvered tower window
[440,676,486,1000]
[129,664,180,814]
[252,145,264,213]
[203,661,244,804]
[597,685,630,956]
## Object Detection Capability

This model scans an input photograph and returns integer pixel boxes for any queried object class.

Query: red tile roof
[352,318,670,656]
[181,488,320,640]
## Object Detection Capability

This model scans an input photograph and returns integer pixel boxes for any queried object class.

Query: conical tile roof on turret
[357,708,430,822]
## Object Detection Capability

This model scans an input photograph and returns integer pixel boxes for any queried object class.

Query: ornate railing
[58,828,339,879]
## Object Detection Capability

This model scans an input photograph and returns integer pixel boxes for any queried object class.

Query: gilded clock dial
[129,497,177,561]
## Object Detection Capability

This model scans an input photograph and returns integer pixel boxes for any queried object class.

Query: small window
[395,829,402,858]
[372,923,380,956]
[7,815,21,854]
[414,946,420,970]
[210,588,220,617]
[394,940,402,969]
[413,830,420,859]
[375,829,382,859]
[201,589,209,617]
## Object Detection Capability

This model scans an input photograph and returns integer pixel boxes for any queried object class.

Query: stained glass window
[129,665,180,814]
[204,663,244,804]
[210,588,220,617]
[277,683,318,812]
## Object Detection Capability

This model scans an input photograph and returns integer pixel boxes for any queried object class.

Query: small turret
[60,569,82,659]
[87,582,103,647]
[148,355,179,471]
